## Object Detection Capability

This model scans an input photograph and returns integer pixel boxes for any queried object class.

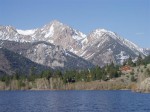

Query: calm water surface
[0,90,150,112]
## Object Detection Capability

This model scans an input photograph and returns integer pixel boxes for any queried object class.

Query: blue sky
[0,0,150,48]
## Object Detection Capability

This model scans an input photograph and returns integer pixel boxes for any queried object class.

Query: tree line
[0,54,150,85]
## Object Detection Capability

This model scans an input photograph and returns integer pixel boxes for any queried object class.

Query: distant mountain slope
[0,40,93,70]
[0,48,49,76]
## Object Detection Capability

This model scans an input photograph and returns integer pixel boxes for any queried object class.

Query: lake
[0,90,150,112]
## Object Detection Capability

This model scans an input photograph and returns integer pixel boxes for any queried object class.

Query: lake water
[0,90,150,112]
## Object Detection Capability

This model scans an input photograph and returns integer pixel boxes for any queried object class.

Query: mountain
[0,40,93,70]
[0,20,149,67]
[0,48,49,76]
[79,29,147,66]
[0,20,86,54]
[28,20,86,54]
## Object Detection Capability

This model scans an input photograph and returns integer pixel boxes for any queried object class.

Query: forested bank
[0,55,150,91]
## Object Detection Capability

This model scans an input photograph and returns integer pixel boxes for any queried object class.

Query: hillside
[0,48,50,76]
[134,64,150,92]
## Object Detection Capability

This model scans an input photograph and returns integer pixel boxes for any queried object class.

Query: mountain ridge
[0,20,149,67]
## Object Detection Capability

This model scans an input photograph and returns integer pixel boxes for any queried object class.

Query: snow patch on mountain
[48,40,54,43]
[107,48,112,52]
[72,30,86,41]
[80,50,87,57]
[122,38,144,55]
[44,24,54,38]
[116,51,129,64]
[17,29,36,35]
[64,51,76,58]
[69,48,78,54]
[72,35,83,40]
[85,53,95,59]
[81,38,88,44]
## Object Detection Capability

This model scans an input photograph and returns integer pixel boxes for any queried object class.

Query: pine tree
[136,54,143,66]
[127,56,134,66]
[41,70,52,80]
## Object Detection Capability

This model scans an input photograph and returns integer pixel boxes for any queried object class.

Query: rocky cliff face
[0,40,93,70]
[23,42,93,69]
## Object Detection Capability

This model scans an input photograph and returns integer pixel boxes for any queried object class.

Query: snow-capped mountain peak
[88,28,146,55]
[91,29,119,40]
[94,28,112,34]
[50,20,64,26]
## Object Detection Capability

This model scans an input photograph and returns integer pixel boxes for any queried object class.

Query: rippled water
[0,90,150,112]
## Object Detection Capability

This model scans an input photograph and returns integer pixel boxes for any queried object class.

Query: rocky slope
[137,78,150,93]
[134,64,150,93]
[0,40,93,70]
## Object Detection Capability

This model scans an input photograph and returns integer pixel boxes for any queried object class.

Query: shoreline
[0,77,148,93]
[0,89,132,91]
